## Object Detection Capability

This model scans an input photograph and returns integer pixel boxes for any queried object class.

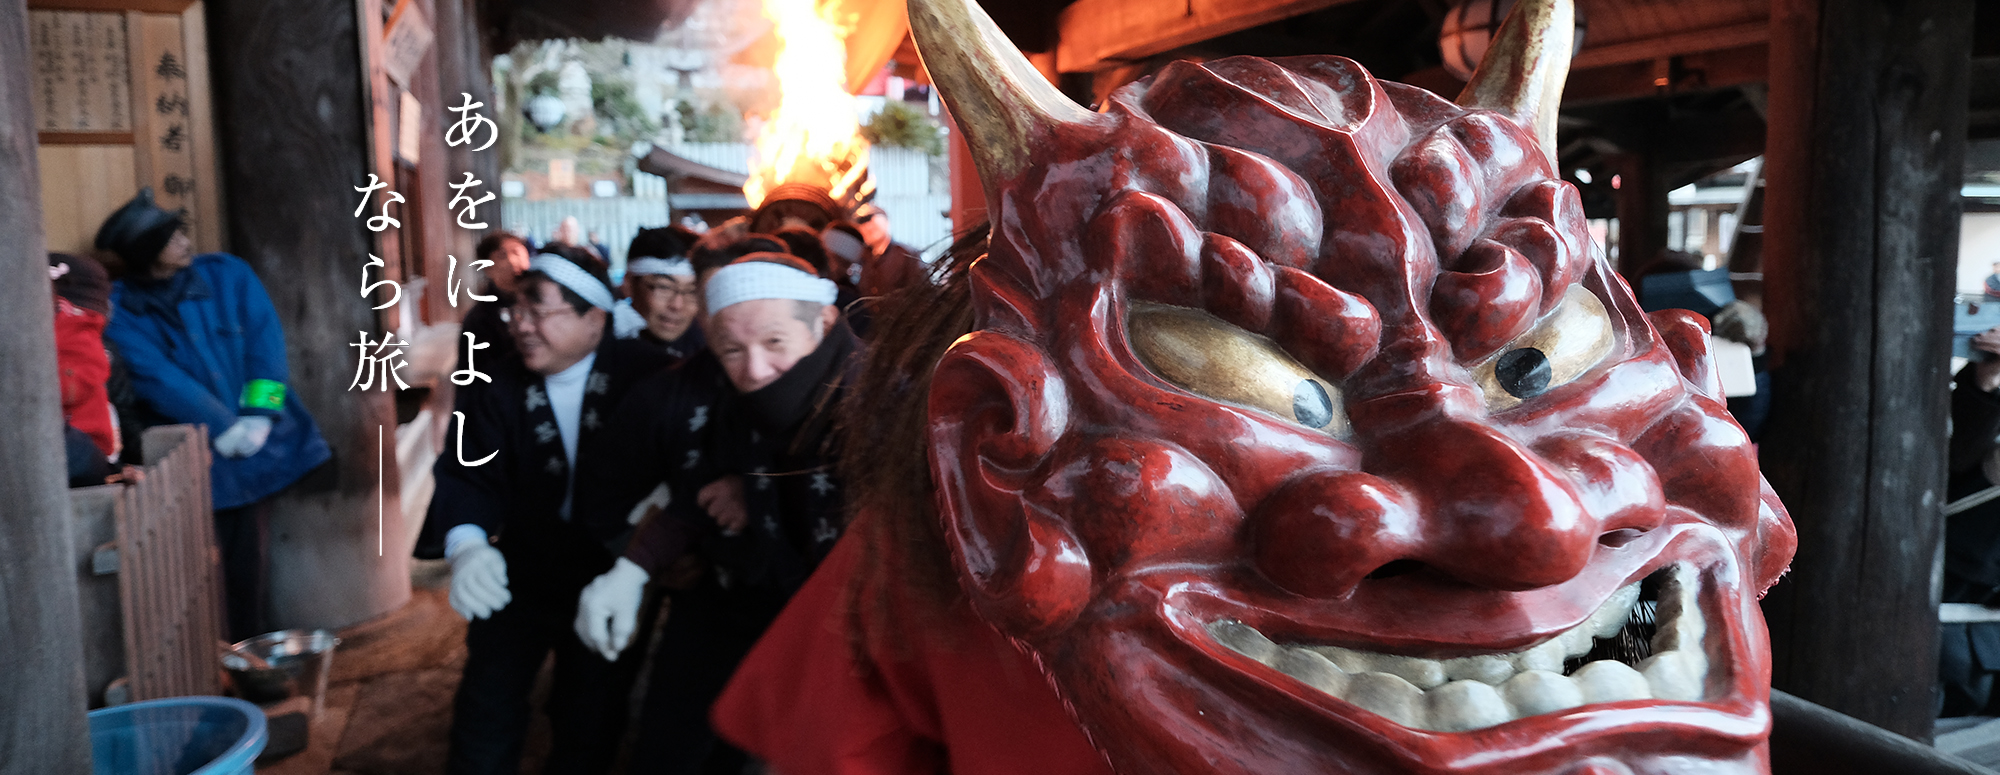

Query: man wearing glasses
[415,245,673,774]
[619,225,706,361]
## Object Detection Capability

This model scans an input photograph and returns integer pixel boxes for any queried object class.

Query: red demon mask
[913,0,1798,772]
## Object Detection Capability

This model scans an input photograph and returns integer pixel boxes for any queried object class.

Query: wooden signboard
[28,0,222,260]
[30,10,133,140]
[380,0,433,89]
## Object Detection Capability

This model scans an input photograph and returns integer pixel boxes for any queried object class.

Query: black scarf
[741,319,857,438]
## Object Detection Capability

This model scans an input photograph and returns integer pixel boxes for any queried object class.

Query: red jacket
[55,296,115,457]
[712,529,1115,775]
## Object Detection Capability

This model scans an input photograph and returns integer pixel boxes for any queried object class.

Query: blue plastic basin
[88,697,267,775]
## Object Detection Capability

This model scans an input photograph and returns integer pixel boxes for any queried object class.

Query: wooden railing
[70,424,223,704]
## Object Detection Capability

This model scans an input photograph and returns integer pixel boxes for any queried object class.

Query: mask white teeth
[1308,648,1447,689]
[1206,565,1711,732]
[1499,669,1585,717]
[1638,649,1707,702]
[1344,672,1427,728]
[1571,660,1652,703]
[1441,654,1515,684]
[1426,680,1511,732]
[1514,637,1568,673]
[1211,620,1280,664]
[1588,583,1644,640]
[1308,645,1375,675]
[1273,648,1349,695]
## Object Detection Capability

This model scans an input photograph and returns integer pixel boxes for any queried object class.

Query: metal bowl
[221,629,341,710]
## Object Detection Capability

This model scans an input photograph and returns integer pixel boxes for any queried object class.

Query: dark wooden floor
[255,560,560,774]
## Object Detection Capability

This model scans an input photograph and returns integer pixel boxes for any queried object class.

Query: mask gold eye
[1127,302,1349,436]
[1470,286,1616,411]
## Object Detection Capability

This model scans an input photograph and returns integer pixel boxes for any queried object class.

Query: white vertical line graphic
[378,424,384,557]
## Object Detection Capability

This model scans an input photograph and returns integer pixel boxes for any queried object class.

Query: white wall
[1957,212,2000,294]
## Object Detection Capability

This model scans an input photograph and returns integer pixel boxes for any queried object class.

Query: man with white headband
[615,225,705,360]
[575,252,862,774]
[416,244,674,774]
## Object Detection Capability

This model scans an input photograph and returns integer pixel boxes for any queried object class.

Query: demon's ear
[926,331,1091,638]
[1457,0,1574,166]
[1649,309,1724,399]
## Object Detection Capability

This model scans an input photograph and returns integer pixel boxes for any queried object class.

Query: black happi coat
[700,321,861,593]
[586,349,730,568]
[635,324,706,363]
[417,334,671,607]
[603,321,860,595]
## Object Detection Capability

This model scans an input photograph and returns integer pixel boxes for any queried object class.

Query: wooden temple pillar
[1757,0,1973,739]
[1611,150,1670,277]
[0,1,93,770]
[203,0,409,629]
[433,0,499,266]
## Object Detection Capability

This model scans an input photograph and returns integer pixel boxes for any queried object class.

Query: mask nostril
[1364,559,1425,580]
[1599,528,1646,548]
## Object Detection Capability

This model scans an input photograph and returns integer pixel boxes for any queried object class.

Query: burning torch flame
[744,0,870,208]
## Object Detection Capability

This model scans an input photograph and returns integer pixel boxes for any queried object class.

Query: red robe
[712,529,1115,775]
[55,296,115,457]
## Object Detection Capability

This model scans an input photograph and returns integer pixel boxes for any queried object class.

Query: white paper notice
[1713,338,1757,397]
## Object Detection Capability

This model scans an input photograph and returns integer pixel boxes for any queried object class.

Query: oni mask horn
[1456,0,1574,167]
[906,0,1098,186]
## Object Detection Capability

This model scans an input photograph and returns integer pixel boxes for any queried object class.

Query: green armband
[240,379,287,411]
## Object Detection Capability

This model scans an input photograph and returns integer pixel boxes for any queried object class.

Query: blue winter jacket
[106,253,331,509]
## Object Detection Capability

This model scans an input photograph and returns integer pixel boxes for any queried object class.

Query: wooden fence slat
[110,425,222,702]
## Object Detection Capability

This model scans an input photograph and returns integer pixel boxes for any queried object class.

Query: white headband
[628,257,694,278]
[820,229,865,264]
[704,261,838,314]
[528,254,614,311]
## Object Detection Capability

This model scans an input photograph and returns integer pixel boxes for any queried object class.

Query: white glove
[575,557,649,661]
[448,541,512,621]
[627,482,670,526]
[213,416,274,458]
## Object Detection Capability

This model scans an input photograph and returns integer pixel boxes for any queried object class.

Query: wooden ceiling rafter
[1049,0,1776,84]
[24,0,194,11]
[1570,20,1765,70]
[1054,0,1358,73]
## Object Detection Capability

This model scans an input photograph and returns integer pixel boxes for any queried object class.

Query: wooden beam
[1758,0,1973,741]
[26,0,192,11]
[1570,21,1769,70]
[431,0,495,308]
[1610,151,1667,277]
[1055,0,1354,72]
[205,0,411,630]
[1563,43,1768,107]
[36,130,133,144]
[0,0,94,769]
[181,1,225,255]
